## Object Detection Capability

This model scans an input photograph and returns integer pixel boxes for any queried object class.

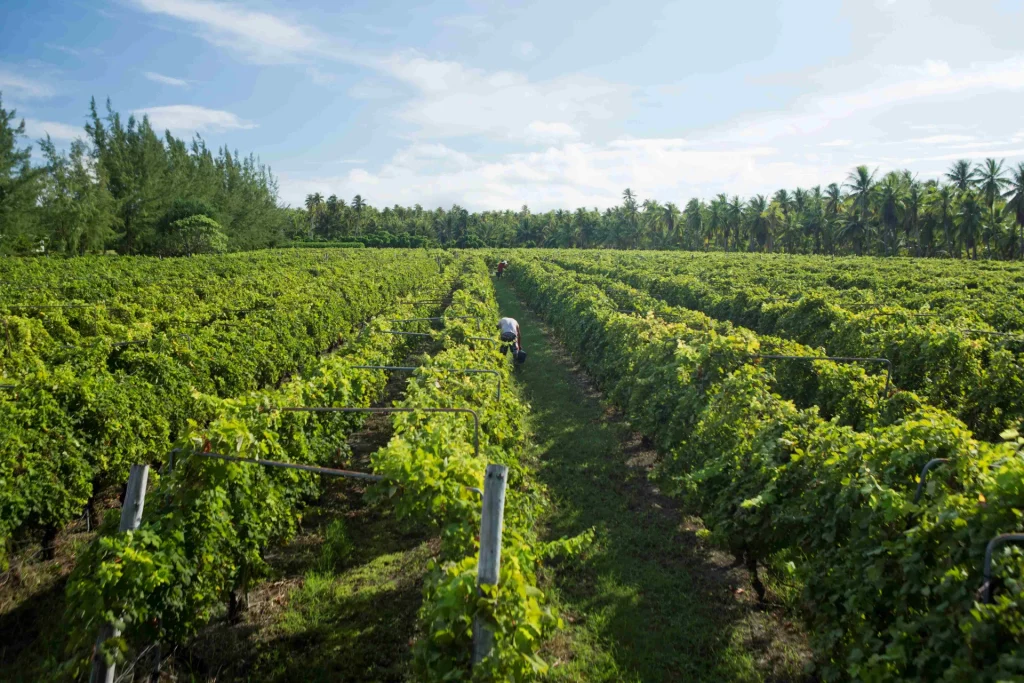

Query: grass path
[493,277,809,682]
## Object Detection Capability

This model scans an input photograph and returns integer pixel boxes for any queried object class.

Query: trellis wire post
[913,458,950,503]
[751,353,893,395]
[982,534,1024,603]
[472,464,508,666]
[351,365,501,400]
[89,464,149,683]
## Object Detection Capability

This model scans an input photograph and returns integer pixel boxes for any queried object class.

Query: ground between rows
[493,277,811,682]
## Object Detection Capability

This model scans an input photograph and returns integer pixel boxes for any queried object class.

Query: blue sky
[3,0,1024,210]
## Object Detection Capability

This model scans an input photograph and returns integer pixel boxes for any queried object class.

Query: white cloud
[131,0,335,64]
[277,138,831,212]
[375,51,626,141]
[144,71,189,87]
[516,41,536,59]
[525,121,580,143]
[820,139,853,147]
[133,105,256,133]
[129,0,622,144]
[437,15,492,34]
[904,134,976,145]
[44,43,82,57]
[23,119,81,141]
[713,56,1024,145]
[0,68,54,98]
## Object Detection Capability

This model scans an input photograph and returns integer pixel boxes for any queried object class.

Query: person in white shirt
[497,316,522,354]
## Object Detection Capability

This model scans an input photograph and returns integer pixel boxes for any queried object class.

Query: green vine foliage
[507,254,1024,681]
[369,259,570,680]
[0,249,447,567]
[541,249,1024,441]
[63,256,576,682]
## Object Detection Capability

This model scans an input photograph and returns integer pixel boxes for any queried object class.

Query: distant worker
[498,316,522,356]
[496,260,508,278]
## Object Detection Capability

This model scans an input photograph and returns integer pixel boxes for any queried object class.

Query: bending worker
[496,260,508,278]
[498,316,522,354]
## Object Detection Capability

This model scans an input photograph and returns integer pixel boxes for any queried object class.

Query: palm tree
[945,159,978,192]
[844,166,876,255]
[823,182,843,254]
[304,192,324,235]
[874,172,906,256]
[744,195,768,251]
[1003,162,1024,259]
[957,189,983,259]
[726,196,744,252]
[904,178,923,256]
[621,188,640,249]
[978,158,1010,212]
[683,198,703,250]
[661,202,682,248]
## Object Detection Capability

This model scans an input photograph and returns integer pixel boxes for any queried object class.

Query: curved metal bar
[913,458,950,503]
[280,406,481,460]
[751,353,893,395]
[983,534,1024,603]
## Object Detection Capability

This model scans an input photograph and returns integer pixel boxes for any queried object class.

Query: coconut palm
[661,202,682,248]
[726,196,744,252]
[946,159,978,193]
[924,184,956,256]
[977,158,1009,212]
[745,194,768,251]
[1003,162,1024,259]
[874,172,907,256]
[957,190,984,259]
[844,166,876,255]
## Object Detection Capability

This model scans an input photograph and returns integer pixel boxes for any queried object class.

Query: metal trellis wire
[352,365,501,400]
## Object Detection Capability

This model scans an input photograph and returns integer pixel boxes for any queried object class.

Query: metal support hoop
[913,458,950,503]
[751,353,893,395]
[983,534,1024,603]
[279,406,481,461]
[352,365,501,400]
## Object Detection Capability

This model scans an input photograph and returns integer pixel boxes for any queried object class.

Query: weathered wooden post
[89,464,149,683]
[472,464,508,667]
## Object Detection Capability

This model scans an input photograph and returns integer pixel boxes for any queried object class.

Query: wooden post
[472,464,508,667]
[89,464,149,683]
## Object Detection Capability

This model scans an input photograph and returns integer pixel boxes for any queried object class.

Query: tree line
[303,161,1024,259]
[4,88,1023,259]
[0,94,292,256]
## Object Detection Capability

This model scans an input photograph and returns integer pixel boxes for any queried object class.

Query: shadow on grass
[493,278,810,683]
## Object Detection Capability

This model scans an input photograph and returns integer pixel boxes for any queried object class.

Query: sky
[2,0,1024,211]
